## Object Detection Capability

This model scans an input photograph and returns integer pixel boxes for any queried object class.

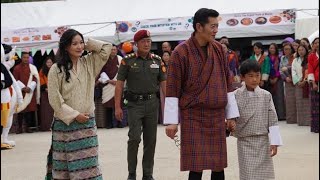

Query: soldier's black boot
[127,173,136,180]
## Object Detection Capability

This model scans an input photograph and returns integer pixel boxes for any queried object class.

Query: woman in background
[308,37,319,133]
[249,42,271,90]
[268,43,286,120]
[292,45,311,126]
[280,43,297,124]
[39,56,54,131]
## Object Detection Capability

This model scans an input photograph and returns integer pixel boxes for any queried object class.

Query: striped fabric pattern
[45,118,102,180]
[295,86,311,126]
[284,82,297,124]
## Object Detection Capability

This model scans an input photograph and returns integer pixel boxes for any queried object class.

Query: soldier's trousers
[127,96,159,176]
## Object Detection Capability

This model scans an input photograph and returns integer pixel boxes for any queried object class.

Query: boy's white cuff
[164,97,179,125]
[225,92,240,119]
[269,125,283,146]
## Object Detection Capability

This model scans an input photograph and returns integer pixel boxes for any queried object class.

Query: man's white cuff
[225,92,240,119]
[164,97,179,125]
[99,72,110,84]
[17,80,25,89]
[269,125,283,146]
[28,81,37,91]
[308,74,315,81]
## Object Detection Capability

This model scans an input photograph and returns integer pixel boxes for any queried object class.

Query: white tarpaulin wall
[295,16,319,39]
[1,0,319,48]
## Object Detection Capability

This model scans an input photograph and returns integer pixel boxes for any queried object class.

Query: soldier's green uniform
[117,52,166,178]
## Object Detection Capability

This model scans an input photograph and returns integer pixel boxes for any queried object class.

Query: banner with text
[1,26,69,45]
[116,9,295,36]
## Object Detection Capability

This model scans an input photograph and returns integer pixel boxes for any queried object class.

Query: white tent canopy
[1,0,319,47]
[295,16,319,39]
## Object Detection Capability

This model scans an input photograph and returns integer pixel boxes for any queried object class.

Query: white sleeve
[28,81,37,91]
[17,80,26,89]
[98,72,110,84]
[269,125,283,146]
[225,92,240,119]
[163,97,179,125]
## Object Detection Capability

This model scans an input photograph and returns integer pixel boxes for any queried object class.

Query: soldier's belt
[126,93,157,101]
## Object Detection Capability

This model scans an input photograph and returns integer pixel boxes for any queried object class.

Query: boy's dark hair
[193,8,219,31]
[239,59,261,76]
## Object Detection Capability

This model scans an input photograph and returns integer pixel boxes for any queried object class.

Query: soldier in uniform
[115,30,167,180]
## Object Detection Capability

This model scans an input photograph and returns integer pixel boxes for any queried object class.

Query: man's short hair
[193,8,219,31]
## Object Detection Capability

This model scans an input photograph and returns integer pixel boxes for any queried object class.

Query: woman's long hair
[56,29,84,82]
[42,56,55,77]
[296,44,309,68]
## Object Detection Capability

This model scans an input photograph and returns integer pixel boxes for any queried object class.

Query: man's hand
[75,113,90,123]
[115,107,123,121]
[95,80,100,86]
[25,87,31,93]
[165,124,178,139]
[226,119,236,132]
[22,87,31,93]
[270,145,278,157]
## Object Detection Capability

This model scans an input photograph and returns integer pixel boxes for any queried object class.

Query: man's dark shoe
[127,173,136,180]
[142,176,154,180]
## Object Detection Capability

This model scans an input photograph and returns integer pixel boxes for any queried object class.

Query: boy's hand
[270,145,278,157]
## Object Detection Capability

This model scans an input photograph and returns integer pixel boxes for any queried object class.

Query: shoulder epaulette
[124,53,136,60]
[151,54,162,61]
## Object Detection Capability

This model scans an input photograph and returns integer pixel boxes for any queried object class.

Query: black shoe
[106,126,113,129]
[117,123,124,128]
[142,176,154,180]
[26,128,34,133]
[127,173,136,180]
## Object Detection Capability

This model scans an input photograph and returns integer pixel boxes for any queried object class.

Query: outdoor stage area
[1,121,319,180]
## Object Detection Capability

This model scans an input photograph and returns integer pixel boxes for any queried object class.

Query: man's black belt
[125,92,159,101]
